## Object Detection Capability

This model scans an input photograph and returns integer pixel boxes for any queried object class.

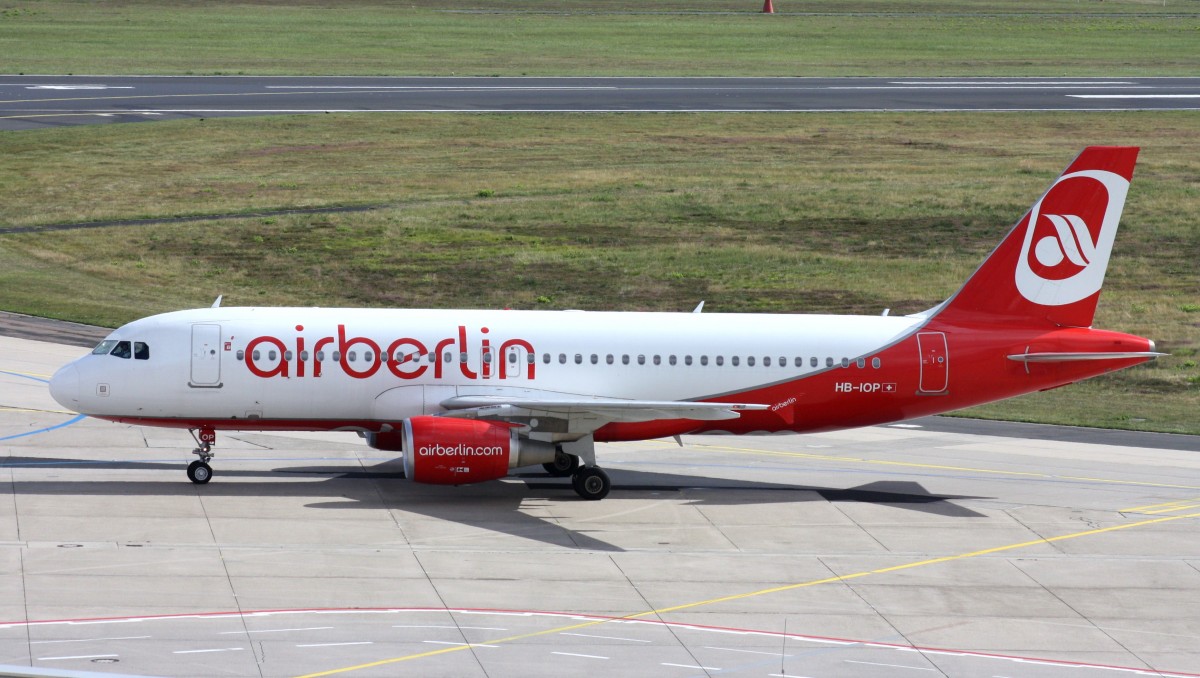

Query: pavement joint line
[290,510,1200,678]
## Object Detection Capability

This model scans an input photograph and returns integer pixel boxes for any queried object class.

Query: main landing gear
[187,427,216,485]
[544,441,612,501]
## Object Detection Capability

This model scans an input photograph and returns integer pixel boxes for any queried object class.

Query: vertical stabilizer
[934,146,1139,328]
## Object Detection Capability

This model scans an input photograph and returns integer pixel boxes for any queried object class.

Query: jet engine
[366,416,556,484]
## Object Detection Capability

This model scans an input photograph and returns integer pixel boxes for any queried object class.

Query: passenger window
[268,350,278,361]
[684,355,692,366]
[811,357,818,368]
[857,358,866,369]
[669,355,677,366]
[732,356,740,366]
[364,351,373,363]
[872,357,881,369]
[779,357,786,367]
[347,351,356,362]
[795,357,803,367]
[747,356,755,367]
[483,351,492,364]
[527,353,535,364]
[638,355,646,365]
[300,350,309,361]
[559,353,567,364]
[253,350,261,361]
[622,355,630,365]
[653,355,661,365]
[430,353,438,363]
[763,356,771,367]
[841,358,850,368]
[716,356,724,366]
[237,350,245,361]
[575,354,583,365]
[110,341,132,359]
[316,350,325,361]
[460,352,468,363]
[590,354,598,365]
[543,353,551,364]
[606,354,614,365]
[444,352,452,363]
[284,350,293,361]
[509,352,517,364]
[826,357,834,367]
[91,340,118,355]
[133,342,149,360]
[700,355,708,366]
[333,351,341,362]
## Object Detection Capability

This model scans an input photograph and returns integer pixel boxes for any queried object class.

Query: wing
[438,394,768,439]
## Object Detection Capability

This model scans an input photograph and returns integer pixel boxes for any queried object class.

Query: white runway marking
[422,640,500,648]
[551,651,609,659]
[704,645,793,657]
[30,635,151,644]
[662,663,721,670]
[393,625,507,631]
[220,626,333,634]
[561,632,652,643]
[172,647,244,654]
[296,642,374,648]
[845,659,937,671]
[1069,94,1200,99]
[38,653,119,661]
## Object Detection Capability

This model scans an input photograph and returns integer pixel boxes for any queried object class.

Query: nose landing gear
[187,427,215,484]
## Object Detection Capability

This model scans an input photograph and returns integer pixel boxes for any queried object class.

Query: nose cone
[49,363,80,410]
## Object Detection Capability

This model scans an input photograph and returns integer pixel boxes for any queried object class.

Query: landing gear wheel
[571,467,611,501]
[543,450,581,477]
[187,460,213,484]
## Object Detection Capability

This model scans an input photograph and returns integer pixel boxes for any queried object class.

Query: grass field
[1,0,1198,76]
[1,112,1197,432]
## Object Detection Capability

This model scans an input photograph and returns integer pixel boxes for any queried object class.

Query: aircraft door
[917,331,948,394]
[190,323,222,387]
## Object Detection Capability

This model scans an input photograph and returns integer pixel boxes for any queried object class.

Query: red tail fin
[933,147,1139,328]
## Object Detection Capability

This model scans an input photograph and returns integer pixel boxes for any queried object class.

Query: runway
[2,332,1199,677]
[2,76,1200,130]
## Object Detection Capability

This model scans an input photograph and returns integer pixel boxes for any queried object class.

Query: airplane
[47,146,1162,500]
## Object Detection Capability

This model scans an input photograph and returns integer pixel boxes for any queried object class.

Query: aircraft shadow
[0,457,987,551]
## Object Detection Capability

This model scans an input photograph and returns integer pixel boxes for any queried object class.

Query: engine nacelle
[367,417,556,485]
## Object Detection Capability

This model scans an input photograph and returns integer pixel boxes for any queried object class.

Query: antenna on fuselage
[211,295,223,308]
[692,301,705,313]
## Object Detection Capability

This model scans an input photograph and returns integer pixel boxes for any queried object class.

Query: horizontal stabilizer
[1007,352,1166,363]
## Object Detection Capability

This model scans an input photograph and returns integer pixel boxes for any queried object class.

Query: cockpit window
[92,340,118,355]
[134,342,150,360]
[110,341,132,359]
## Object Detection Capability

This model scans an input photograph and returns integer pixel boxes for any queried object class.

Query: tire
[571,467,611,501]
[542,451,581,477]
[187,460,212,484]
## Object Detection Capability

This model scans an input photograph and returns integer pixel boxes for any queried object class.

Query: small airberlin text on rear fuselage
[243,324,536,381]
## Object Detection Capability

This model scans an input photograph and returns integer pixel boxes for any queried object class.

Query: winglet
[211,295,223,309]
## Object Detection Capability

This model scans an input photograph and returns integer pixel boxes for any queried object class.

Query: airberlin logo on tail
[1015,169,1129,307]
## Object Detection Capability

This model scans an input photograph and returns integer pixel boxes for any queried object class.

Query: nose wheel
[187,427,216,485]
[187,459,212,484]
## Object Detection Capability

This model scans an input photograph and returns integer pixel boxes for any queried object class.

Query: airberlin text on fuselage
[243,324,536,381]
